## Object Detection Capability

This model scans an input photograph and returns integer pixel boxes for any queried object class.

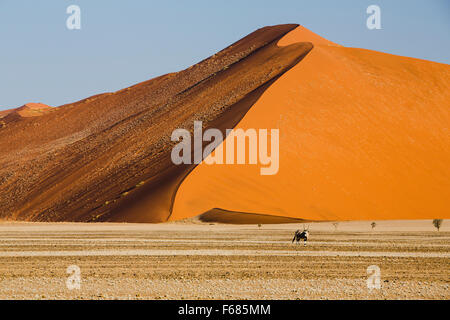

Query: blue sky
[0,0,449,109]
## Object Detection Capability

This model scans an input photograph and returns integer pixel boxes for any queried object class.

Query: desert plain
[0,220,448,300]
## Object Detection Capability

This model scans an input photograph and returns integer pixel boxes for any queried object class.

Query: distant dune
[0,103,53,125]
[1,24,449,223]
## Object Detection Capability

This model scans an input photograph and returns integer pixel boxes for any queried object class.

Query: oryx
[292,225,310,246]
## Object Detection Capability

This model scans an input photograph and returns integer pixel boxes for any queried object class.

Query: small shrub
[433,219,443,232]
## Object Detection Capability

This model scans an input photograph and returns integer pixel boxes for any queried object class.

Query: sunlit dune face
[171,27,450,222]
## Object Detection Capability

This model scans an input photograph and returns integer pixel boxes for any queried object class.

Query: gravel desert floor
[0,220,448,300]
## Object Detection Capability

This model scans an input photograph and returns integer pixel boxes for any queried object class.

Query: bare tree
[371,222,377,230]
[433,219,443,232]
[332,222,339,231]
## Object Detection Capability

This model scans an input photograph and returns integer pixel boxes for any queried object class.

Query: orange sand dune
[0,103,53,127]
[16,103,53,117]
[0,24,312,222]
[0,103,53,119]
[2,25,449,223]
[171,26,450,222]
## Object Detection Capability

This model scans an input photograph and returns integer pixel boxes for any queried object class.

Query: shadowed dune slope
[170,26,450,222]
[197,209,309,224]
[0,24,313,222]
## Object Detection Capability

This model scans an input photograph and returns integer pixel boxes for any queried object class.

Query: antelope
[292,225,310,246]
